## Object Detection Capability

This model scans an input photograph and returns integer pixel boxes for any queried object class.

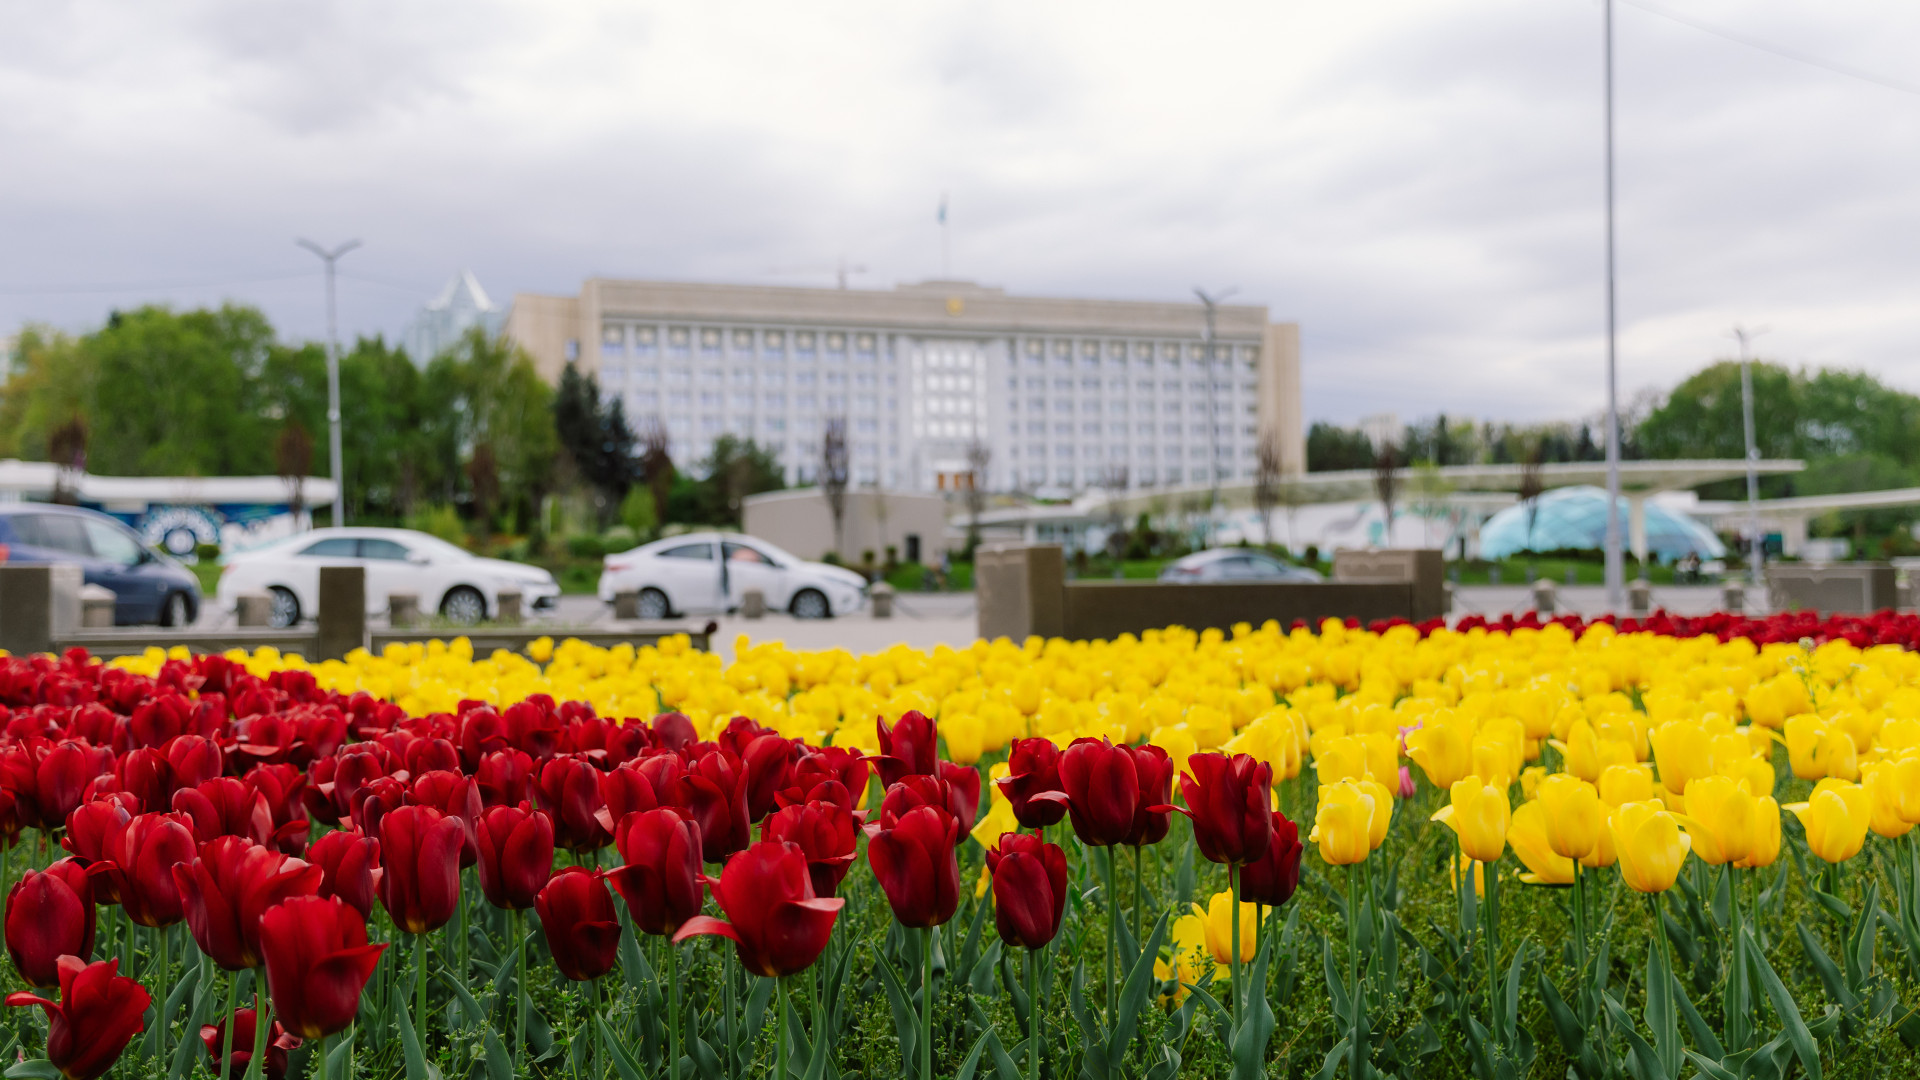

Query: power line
[0,270,317,297]
[1618,0,1920,98]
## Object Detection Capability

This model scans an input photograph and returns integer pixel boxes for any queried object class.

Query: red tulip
[307,745,393,827]
[173,835,322,970]
[986,832,1067,949]
[649,712,698,753]
[672,840,843,977]
[127,693,193,749]
[475,748,535,809]
[534,867,622,981]
[534,756,612,853]
[505,698,564,761]
[347,775,407,841]
[1238,811,1303,907]
[4,956,150,1080]
[474,804,553,911]
[1059,738,1139,847]
[111,747,177,814]
[778,747,870,811]
[761,800,860,897]
[867,805,962,928]
[200,1008,298,1080]
[874,711,938,787]
[305,828,383,919]
[259,895,387,1039]
[678,750,751,863]
[2,738,101,832]
[92,812,197,927]
[408,770,482,867]
[172,777,275,847]
[1122,744,1175,847]
[738,733,795,823]
[939,761,982,832]
[600,760,666,834]
[606,808,703,936]
[376,804,464,934]
[996,738,1069,829]
[245,764,311,855]
[874,775,954,830]
[403,737,460,778]
[62,799,133,900]
[6,858,95,987]
[1170,752,1273,866]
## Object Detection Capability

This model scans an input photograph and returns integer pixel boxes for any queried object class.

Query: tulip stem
[414,932,429,1059]
[1228,863,1242,1023]
[157,923,171,1061]
[1026,948,1039,1080]
[1482,858,1500,1058]
[246,987,273,1080]
[1346,864,1363,1080]
[513,909,527,1069]
[667,940,681,1080]
[219,972,239,1080]
[922,925,935,1080]
[776,976,789,1080]
[1131,845,1143,947]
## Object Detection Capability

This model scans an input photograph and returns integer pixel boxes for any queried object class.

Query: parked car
[0,504,202,626]
[216,527,560,628]
[599,532,867,619]
[1158,548,1324,584]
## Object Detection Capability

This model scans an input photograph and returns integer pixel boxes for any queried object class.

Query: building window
[764,393,785,408]
[667,369,692,386]
[763,370,785,387]
[825,332,846,355]
[668,392,692,409]
[731,369,754,386]
[700,328,722,354]
[764,330,785,355]
[634,326,658,355]
[732,329,755,352]
[701,369,724,385]
[794,331,816,358]
[731,394,753,410]
[602,325,625,350]
[668,327,691,355]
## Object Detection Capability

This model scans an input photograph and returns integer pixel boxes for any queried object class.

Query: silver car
[1158,549,1323,583]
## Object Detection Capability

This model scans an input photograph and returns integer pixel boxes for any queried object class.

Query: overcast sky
[3,0,1917,425]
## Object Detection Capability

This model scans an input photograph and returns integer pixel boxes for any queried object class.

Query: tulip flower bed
[1,615,1919,1080]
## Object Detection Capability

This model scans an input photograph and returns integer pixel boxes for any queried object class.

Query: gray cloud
[2,0,1917,427]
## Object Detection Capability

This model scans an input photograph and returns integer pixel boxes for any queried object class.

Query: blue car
[0,504,201,626]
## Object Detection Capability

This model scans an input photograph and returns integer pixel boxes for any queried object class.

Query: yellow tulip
[1310,781,1376,866]
[1875,754,1920,825]
[1358,777,1394,851]
[1313,736,1370,786]
[1597,763,1656,807]
[1192,891,1259,966]
[1679,775,1753,866]
[1784,780,1871,864]
[1519,765,1548,802]
[1580,816,1619,869]
[1406,720,1473,790]
[1735,796,1781,869]
[1534,774,1606,861]
[1430,776,1510,863]
[1509,800,1576,885]
[1861,763,1914,840]
[1786,715,1859,781]
[1609,801,1692,893]
[1450,851,1487,896]
[1650,720,1712,796]
[1717,754,1774,801]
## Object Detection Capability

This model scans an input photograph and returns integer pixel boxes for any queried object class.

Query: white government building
[505,278,1303,496]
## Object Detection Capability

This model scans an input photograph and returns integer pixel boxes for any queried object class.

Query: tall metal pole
[1194,286,1237,548]
[1734,325,1767,588]
[297,239,361,528]
[1600,0,1626,609]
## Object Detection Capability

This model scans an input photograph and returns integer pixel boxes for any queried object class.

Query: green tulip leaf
[3,1061,60,1080]
[1311,1037,1351,1080]
[739,976,773,1070]
[166,966,212,1080]
[1229,931,1277,1080]
[396,975,431,1080]
[952,1028,992,1080]
[1794,921,1856,1010]
[1746,929,1823,1080]
[1603,992,1669,1080]
[1106,910,1168,1063]
[1671,969,1724,1062]
[438,971,486,1030]
[482,1026,515,1080]
[597,1016,645,1080]
[875,951,920,1069]
[145,960,198,1063]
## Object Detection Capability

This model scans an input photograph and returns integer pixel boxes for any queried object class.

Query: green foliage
[405,503,467,545]
[617,485,657,538]
[553,361,637,519]
[1307,423,1376,472]
[691,435,786,527]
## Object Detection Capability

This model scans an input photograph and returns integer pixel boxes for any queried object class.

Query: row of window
[1016,466,1251,486]
[602,365,890,388]
[598,324,1262,371]
[1008,444,1256,460]
[1012,399,1254,417]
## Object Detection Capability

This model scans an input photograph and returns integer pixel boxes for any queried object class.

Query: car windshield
[398,534,473,561]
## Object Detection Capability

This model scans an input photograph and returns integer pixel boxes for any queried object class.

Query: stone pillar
[1722,583,1746,615]
[496,590,522,624]
[1532,579,1557,616]
[870,582,894,619]
[1628,579,1652,617]
[79,585,116,628]
[1332,548,1447,622]
[613,590,640,620]
[0,564,82,655]
[975,544,1065,642]
[236,592,273,627]
[387,593,420,629]
[741,589,766,619]
[1627,494,1649,569]
[315,566,367,661]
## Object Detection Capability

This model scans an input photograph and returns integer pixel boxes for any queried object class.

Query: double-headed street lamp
[296,238,361,528]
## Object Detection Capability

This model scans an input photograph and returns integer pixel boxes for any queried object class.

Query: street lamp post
[296,238,361,528]
[1193,286,1237,547]
[1600,0,1625,611]
[1733,325,1768,589]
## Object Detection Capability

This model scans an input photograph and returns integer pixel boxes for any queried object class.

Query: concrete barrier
[1722,583,1746,615]
[976,544,1421,642]
[1629,579,1652,616]
[496,590,522,625]
[1532,579,1557,616]
[870,583,894,619]
[315,566,367,661]
[1332,549,1447,623]
[1767,563,1897,615]
[80,584,117,628]
[613,590,640,620]
[388,593,421,629]
[236,592,274,627]
[741,589,766,619]
[0,564,82,655]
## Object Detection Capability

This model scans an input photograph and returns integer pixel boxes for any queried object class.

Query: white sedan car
[217,527,560,627]
[598,532,867,619]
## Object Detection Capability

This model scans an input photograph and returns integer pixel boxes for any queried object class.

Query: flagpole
[939,192,951,278]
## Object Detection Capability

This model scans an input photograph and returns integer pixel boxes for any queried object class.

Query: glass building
[1479,486,1725,563]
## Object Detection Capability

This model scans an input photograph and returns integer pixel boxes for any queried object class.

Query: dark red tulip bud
[938,761,982,832]
[474,748,534,809]
[761,799,860,897]
[996,738,1070,829]
[245,764,311,856]
[649,712,698,753]
[1169,752,1273,867]
[868,804,962,928]
[677,750,751,863]
[127,694,193,749]
[534,756,612,853]
[172,835,322,970]
[505,699,564,761]
[1059,737,1139,847]
[304,828,382,920]
[164,735,224,792]
[259,895,386,1040]
[739,733,795,823]
[111,747,175,814]
[172,777,275,847]
[474,804,553,911]
[606,808,703,936]
[1122,744,1175,847]
[93,811,197,928]
[874,711,938,787]
[200,1008,298,1080]
[599,762,662,835]
[1238,811,1303,908]
[534,867,622,981]
[986,832,1067,949]
[376,804,464,934]
[6,858,95,987]
[4,956,151,1080]
[672,840,843,977]
[777,747,869,811]
[62,799,132,900]
[408,770,482,867]
[874,774,952,830]
[348,776,406,840]
[403,737,460,778]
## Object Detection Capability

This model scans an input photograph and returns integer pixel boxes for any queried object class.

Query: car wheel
[267,587,301,629]
[790,588,830,620]
[161,592,192,628]
[440,586,487,626]
[637,587,670,620]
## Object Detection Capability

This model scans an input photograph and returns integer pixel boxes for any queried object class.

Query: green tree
[694,435,785,527]
[338,335,437,522]
[1306,422,1376,472]
[424,328,558,534]
[553,361,637,523]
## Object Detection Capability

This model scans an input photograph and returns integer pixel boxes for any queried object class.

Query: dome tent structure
[1478,485,1724,564]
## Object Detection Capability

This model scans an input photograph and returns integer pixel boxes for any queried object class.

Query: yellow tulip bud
[1450,851,1487,896]
[1860,764,1914,840]
[1509,800,1576,885]
[1609,801,1692,893]
[1785,780,1871,864]
[1535,774,1606,860]
[1430,776,1510,863]
[1194,891,1258,966]
[1650,720,1712,796]
[1736,796,1781,869]
[1679,775,1753,866]
[1597,763,1655,807]
[1313,736,1369,786]
[1310,780,1376,866]
[1785,715,1857,781]
[1406,720,1473,790]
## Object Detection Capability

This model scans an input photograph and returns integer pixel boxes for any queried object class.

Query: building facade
[505,278,1303,495]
